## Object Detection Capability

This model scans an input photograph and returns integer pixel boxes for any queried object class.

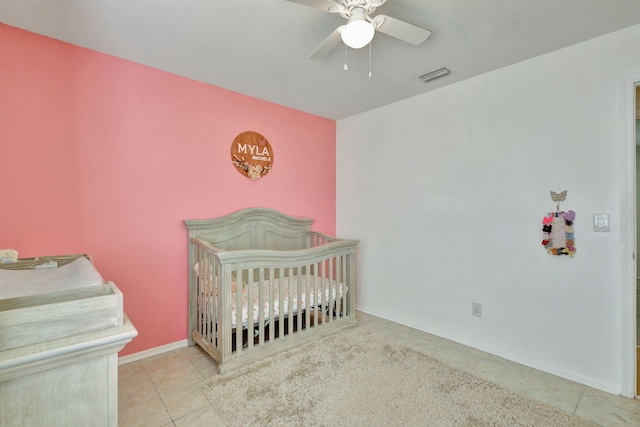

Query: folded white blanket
[0,257,104,299]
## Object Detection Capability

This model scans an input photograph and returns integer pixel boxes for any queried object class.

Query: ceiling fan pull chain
[344,45,349,71]
[368,42,372,77]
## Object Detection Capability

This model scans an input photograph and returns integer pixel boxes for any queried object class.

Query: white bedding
[198,274,346,329]
[0,257,104,299]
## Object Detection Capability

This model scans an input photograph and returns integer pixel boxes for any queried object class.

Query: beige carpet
[204,328,593,426]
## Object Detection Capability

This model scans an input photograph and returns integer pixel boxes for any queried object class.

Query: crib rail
[188,236,358,373]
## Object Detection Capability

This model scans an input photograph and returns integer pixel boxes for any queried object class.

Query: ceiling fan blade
[309,26,344,60]
[374,14,431,46]
[284,0,339,13]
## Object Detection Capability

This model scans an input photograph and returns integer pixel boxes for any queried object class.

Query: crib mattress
[200,275,345,329]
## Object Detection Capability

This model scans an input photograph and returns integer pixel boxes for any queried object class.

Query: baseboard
[118,339,188,365]
[355,307,621,395]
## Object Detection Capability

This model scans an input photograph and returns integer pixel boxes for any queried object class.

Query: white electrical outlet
[472,302,482,318]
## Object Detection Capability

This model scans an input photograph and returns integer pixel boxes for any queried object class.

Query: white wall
[337,24,640,394]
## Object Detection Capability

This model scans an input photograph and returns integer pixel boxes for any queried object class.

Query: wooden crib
[184,208,359,374]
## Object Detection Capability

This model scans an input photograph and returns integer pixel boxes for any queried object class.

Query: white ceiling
[2,0,640,120]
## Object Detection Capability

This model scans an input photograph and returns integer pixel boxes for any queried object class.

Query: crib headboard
[184,208,314,251]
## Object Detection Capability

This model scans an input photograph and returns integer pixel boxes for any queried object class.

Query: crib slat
[195,246,202,340]
[336,254,343,319]
[347,250,354,316]
[318,260,324,326]
[235,268,243,353]
[268,268,274,342]
[286,267,293,335]
[246,268,254,350]
[296,267,302,332]
[219,265,233,359]
[336,257,340,318]
[328,257,334,323]
[209,255,216,348]
[313,260,320,327]
[195,246,202,339]
[258,268,265,345]
[342,253,348,317]
[304,264,310,328]
[214,255,219,344]
[278,267,285,339]
[203,250,209,343]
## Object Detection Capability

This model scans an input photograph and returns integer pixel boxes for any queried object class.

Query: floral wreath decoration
[541,210,576,257]
[232,155,272,180]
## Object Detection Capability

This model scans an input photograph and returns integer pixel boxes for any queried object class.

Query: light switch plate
[593,214,610,232]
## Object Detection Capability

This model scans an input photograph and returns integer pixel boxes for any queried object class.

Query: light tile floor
[118,312,640,426]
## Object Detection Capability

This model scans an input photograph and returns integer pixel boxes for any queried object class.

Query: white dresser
[0,255,137,427]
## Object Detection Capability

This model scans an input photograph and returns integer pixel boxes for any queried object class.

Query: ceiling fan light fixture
[341,8,375,49]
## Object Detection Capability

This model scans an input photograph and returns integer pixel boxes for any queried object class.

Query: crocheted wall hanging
[542,191,575,257]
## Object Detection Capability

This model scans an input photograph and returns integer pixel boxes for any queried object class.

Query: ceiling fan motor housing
[332,0,388,20]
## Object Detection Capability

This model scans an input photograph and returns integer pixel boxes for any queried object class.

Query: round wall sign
[230,131,273,180]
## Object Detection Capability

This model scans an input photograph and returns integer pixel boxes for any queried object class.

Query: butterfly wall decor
[550,190,567,211]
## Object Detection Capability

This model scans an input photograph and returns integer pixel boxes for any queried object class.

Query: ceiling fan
[285,0,432,60]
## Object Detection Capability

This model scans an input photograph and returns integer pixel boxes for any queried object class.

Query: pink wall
[0,24,336,355]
